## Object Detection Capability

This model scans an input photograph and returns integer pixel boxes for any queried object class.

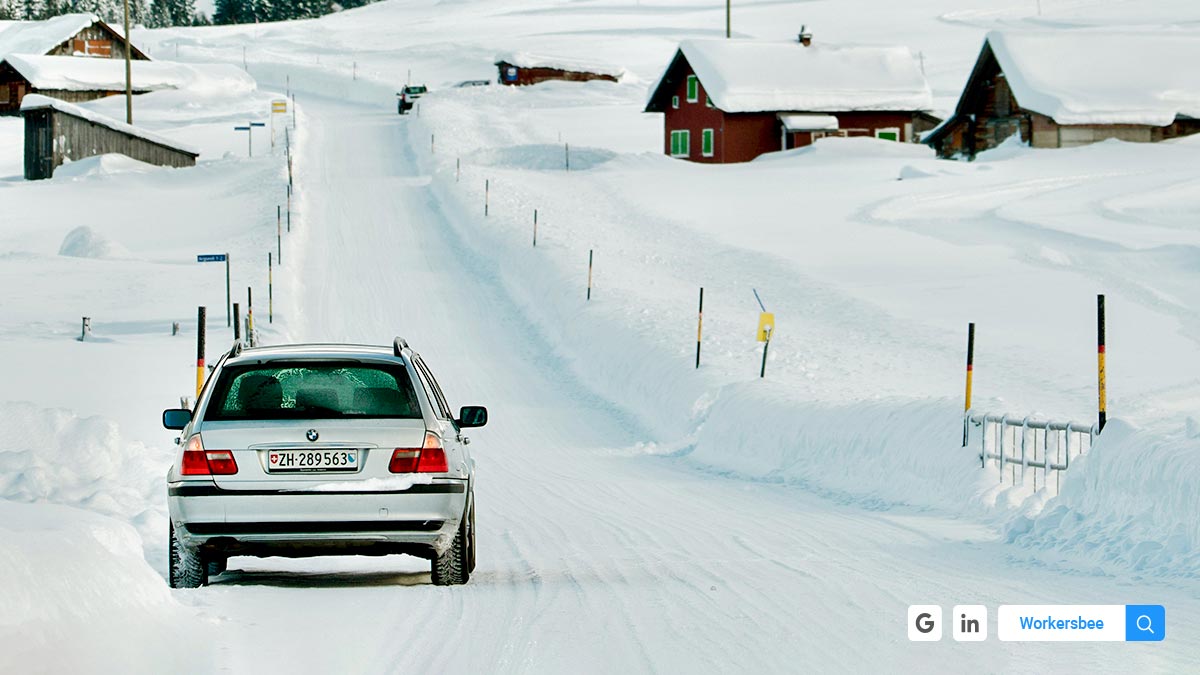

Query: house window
[702,129,714,157]
[875,127,901,142]
[686,75,698,103]
[672,95,679,109]
[705,95,714,108]
[670,130,690,157]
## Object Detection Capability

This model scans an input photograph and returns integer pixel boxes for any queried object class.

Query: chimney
[798,25,813,47]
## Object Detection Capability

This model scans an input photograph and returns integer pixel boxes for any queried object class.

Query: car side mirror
[458,406,488,428]
[162,408,192,430]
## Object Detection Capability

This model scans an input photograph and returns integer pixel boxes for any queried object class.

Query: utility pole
[122,0,132,124]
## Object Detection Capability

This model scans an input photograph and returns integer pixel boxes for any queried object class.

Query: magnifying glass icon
[1136,615,1154,634]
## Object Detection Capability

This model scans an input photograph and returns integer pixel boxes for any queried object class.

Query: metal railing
[964,411,1099,494]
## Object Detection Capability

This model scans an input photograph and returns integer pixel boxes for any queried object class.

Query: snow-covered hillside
[2,0,1199,672]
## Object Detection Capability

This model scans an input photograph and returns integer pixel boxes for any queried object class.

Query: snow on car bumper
[168,480,466,554]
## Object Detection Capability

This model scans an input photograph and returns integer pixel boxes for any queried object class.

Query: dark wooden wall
[496,62,618,86]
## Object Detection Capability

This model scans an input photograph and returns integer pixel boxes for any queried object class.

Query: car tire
[431,515,470,586]
[169,522,208,589]
[467,497,477,573]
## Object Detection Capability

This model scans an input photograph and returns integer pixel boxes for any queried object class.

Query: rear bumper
[169,480,467,557]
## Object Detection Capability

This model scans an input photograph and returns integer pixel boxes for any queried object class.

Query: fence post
[587,249,593,300]
[760,328,771,378]
[456,158,460,182]
[224,253,231,327]
[1020,417,1029,487]
[247,287,254,347]
[268,253,274,324]
[1097,294,1107,432]
[80,316,91,341]
[277,206,282,263]
[233,302,241,343]
[963,322,974,446]
[998,414,1008,481]
[196,306,206,398]
[565,143,570,171]
[695,287,703,369]
[533,209,538,247]
[485,179,489,217]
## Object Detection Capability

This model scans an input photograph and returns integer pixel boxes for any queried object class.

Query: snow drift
[0,500,214,674]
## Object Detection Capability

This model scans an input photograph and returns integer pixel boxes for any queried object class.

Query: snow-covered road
[177,95,1196,673]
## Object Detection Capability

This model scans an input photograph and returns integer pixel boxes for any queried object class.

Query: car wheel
[431,516,470,586]
[467,498,477,573]
[169,522,208,589]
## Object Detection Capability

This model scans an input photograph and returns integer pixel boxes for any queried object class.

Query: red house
[644,38,940,163]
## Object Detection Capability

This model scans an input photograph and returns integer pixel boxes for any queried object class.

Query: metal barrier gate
[964,411,1099,493]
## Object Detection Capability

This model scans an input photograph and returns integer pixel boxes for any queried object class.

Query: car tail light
[180,436,238,476]
[390,432,448,474]
[205,450,238,475]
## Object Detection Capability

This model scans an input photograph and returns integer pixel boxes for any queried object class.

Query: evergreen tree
[148,0,170,26]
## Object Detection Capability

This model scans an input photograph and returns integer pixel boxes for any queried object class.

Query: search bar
[997,605,1165,642]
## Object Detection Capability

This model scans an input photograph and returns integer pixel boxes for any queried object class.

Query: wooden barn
[644,38,939,163]
[0,13,149,61]
[21,94,197,180]
[927,31,1200,158]
[495,53,621,86]
[0,13,151,114]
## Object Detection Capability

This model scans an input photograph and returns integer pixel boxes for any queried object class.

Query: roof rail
[230,340,243,357]
[393,337,409,356]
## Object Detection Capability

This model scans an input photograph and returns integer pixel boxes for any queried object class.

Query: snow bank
[1006,420,1200,578]
[0,402,172,566]
[0,500,214,674]
[688,388,992,510]
[57,224,131,259]
[54,153,159,180]
[471,144,616,171]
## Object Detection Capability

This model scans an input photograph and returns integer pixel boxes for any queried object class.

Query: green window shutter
[681,130,689,156]
[670,131,678,155]
[702,129,713,156]
[687,75,698,102]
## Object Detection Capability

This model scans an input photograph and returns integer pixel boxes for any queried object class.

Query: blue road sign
[197,254,227,263]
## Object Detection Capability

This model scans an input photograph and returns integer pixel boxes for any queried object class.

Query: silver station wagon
[162,338,487,587]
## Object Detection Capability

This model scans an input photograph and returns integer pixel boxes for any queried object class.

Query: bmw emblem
[306,429,319,442]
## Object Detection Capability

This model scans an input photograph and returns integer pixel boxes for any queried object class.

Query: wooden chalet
[644,37,939,164]
[0,13,150,114]
[927,31,1200,158]
[22,94,198,180]
[495,53,621,86]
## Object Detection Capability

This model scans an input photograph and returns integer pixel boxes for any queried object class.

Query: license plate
[267,449,359,472]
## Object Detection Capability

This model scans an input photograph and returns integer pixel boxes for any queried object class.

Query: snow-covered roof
[648,39,933,113]
[20,94,200,156]
[495,52,624,78]
[778,113,839,131]
[985,30,1200,126]
[0,14,100,59]
[3,54,256,94]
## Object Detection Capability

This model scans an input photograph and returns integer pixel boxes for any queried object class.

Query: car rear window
[204,361,422,421]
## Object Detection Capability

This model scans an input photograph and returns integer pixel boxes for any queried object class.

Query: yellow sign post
[270,100,287,149]
[756,312,775,342]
